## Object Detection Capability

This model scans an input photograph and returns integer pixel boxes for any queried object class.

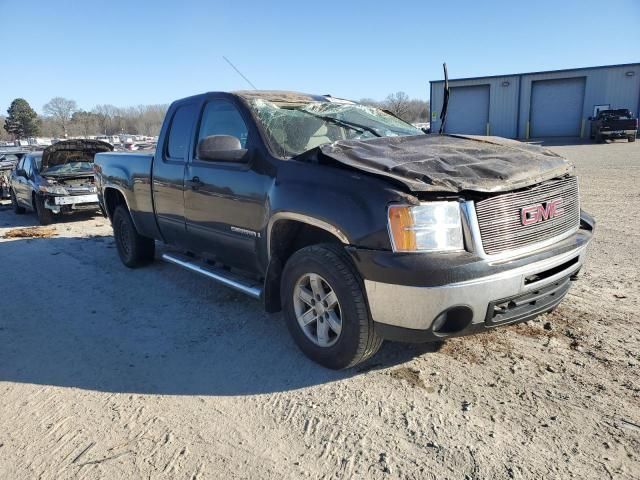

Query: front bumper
[601,129,636,137]
[348,213,594,341]
[43,193,100,213]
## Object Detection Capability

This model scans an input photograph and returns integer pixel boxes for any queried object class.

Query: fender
[266,211,349,260]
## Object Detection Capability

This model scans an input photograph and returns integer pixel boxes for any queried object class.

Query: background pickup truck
[95,90,595,369]
[589,108,637,142]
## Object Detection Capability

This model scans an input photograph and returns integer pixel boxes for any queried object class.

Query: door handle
[187,176,204,190]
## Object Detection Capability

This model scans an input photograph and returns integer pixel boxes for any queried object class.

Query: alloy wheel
[292,273,342,347]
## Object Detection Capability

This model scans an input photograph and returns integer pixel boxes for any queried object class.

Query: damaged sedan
[9,139,112,224]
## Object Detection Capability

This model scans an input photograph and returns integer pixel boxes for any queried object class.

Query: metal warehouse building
[429,63,640,139]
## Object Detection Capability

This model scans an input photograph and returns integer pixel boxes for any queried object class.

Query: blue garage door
[445,85,490,135]
[530,77,585,137]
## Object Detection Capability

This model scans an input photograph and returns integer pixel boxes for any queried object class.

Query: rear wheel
[34,195,53,225]
[629,135,636,142]
[112,205,155,267]
[281,244,382,369]
[11,189,25,214]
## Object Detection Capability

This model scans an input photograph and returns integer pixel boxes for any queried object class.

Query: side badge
[230,226,261,238]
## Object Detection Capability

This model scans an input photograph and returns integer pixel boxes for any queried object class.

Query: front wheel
[34,195,54,225]
[11,189,25,214]
[112,205,155,268]
[281,244,382,369]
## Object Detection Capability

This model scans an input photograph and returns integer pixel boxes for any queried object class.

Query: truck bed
[94,151,157,236]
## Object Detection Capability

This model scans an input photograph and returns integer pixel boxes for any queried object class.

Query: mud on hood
[317,134,574,194]
[41,139,113,171]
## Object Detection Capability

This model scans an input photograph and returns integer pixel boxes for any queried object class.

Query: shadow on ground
[0,231,441,397]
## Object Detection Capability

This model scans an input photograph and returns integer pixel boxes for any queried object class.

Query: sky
[1,0,639,114]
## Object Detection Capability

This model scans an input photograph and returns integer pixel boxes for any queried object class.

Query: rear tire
[11,189,25,214]
[112,205,155,268]
[629,135,636,142]
[281,243,382,369]
[34,195,53,225]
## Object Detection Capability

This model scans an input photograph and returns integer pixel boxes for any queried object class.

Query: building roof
[429,62,640,84]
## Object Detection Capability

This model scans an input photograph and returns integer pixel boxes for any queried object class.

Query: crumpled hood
[42,139,113,171]
[318,134,574,193]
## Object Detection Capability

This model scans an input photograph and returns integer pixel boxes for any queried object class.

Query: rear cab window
[165,103,198,161]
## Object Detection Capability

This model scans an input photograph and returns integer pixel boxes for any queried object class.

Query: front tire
[112,205,155,267]
[34,195,53,225]
[281,244,382,369]
[11,189,25,214]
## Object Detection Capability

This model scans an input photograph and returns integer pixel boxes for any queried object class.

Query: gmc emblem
[520,198,564,226]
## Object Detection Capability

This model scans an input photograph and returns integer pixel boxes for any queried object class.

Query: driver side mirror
[196,135,248,162]
[16,169,26,177]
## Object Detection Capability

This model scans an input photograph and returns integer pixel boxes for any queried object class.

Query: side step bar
[161,253,262,299]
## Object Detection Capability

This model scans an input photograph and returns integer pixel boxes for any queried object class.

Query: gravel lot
[0,140,638,480]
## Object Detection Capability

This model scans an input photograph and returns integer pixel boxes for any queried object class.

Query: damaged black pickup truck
[94,91,594,369]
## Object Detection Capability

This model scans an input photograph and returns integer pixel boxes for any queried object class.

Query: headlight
[388,202,464,252]
[38,185,68,195]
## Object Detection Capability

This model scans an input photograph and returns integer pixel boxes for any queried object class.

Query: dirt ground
[0,140,638,480]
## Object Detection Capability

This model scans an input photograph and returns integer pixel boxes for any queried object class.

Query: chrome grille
[475,177,580,255]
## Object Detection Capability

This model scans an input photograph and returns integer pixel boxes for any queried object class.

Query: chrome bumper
[365,243,588,331]
[601,130,636,136]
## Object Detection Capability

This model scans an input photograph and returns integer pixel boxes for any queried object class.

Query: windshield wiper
[298,110,382,137]
[439,62,449,135]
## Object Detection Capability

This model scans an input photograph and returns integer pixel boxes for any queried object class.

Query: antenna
[222,56,257,90]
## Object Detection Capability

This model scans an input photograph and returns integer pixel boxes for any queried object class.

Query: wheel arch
[103,187,132,220]
[263,214,350,313]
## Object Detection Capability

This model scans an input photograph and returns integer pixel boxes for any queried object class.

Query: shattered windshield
[247,99,423,157]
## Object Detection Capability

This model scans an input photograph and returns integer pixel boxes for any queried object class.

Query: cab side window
[16,157,25,174]
[197,100,249,150]
[166,103,197,161]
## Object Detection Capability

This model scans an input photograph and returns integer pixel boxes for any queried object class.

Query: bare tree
[93,104,121,135]
[71,111,99,138]
[383,92,411,119]
[134,104,167,136]
[359,95,429,123]
[406,99,430,123]
[0,116,11,141]
[358,98,382,108]
[43,97,78,138]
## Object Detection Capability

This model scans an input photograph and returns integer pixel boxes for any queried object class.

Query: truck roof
[233,90,329,103]
[234,90,356,106]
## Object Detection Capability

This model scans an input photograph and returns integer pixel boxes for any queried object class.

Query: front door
[13,156,30,207]
[184,98,268,273]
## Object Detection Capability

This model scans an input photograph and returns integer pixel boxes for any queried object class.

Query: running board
[161,253,262,299]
